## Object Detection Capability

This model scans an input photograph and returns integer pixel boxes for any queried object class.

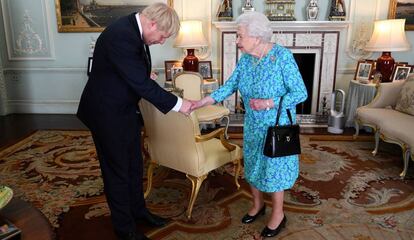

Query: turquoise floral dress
[210,44,307,192]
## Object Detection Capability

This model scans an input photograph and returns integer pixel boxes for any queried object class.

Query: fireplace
[213,21,349,123]
[294,53,316,114]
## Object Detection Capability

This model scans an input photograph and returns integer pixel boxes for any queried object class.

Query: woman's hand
[190,96,215,112]
[249,98,273,111]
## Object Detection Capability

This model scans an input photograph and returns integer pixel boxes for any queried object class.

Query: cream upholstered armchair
[173,71,231,138]
[139,99,242,218]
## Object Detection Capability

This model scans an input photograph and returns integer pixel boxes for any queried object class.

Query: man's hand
[150,71,158,80]
[179,99,193,116]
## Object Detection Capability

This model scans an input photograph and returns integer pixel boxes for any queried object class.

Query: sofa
[354,74,414,178]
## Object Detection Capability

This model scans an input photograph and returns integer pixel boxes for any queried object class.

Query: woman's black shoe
[241,205,266,224]
[260,215,287,238]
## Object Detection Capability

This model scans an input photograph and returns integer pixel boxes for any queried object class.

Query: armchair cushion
[395,74,414,116]
[196,105,230,121]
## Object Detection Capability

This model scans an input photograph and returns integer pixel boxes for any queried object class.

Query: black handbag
[263,96,301,158]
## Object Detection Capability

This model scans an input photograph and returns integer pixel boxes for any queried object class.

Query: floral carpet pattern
[0,131,103,227]
[0,130,413,239]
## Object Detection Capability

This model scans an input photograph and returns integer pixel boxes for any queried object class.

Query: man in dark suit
[77,3,192,240]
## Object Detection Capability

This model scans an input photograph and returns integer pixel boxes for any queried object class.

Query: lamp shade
[364,19,410,82]
[174,20,207,72]
[365,19,410,52]
[174,20,208,48]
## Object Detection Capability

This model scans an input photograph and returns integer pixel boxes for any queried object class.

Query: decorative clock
[265,0,296,21]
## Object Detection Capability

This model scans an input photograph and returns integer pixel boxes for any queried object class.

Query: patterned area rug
[0,130,413,240]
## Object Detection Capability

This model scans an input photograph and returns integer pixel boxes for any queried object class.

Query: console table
[0,198,54,240]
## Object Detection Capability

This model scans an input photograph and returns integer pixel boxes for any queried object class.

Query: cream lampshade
[174,20,208,72]
[365,19,410,82]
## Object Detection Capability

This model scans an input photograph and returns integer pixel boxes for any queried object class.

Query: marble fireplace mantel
[213,21,350,115]
[213,21,350,31]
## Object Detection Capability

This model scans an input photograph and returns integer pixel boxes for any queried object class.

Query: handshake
[178,96,214,116]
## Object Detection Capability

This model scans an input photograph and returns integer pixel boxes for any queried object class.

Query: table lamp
[365,19,410,82]
[174,20,207,72]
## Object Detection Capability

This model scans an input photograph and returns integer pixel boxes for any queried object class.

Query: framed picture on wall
[55,0,174,32]
[164,60,182,82]
[391,64,413,81]
[388,0,414,30]
[198,61,213,79]
[354,60,374,82]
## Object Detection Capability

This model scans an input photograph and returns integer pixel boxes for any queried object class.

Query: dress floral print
[211,44,307,192]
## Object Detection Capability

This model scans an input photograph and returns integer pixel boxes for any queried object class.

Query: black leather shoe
[140,210,169,227]
[241,204,266,224]
[260,215,287,238]
[115,231,151,240]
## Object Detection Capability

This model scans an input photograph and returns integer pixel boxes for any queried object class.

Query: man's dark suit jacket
[77,13,178,136]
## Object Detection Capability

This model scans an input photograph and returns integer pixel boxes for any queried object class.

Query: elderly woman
[191,12,307,237]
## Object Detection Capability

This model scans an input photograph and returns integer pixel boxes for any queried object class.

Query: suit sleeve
[105,32,177,114]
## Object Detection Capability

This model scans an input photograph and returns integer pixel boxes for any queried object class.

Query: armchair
[173,71,231,138]
[139,99,242,218]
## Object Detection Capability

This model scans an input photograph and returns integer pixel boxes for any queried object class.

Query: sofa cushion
[379,111,414,150]
[356,108,398,127]
[395,74,414,116]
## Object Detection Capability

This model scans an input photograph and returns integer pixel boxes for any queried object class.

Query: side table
[344,80,377,128]
[0,198,54,240]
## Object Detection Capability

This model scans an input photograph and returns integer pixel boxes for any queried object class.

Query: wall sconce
[174,20,208,72]
[365,19,410,82]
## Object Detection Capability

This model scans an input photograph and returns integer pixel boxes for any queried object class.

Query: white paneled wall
[0,0,413,115]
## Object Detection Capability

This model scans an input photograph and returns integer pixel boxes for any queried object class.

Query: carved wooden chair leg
[353,120,360,139]
[144,161,156,198]
[233,158,241,189]
[185,174,207,219]
[372,131,380,156]
[400,147,410,179]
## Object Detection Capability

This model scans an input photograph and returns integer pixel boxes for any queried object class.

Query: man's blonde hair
[142,3,180,37]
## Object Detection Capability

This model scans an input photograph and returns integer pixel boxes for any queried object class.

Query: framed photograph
[354,60,374,81]
[87,57,93,76]
[388,0,414,30]
[391,64,413,81]
[164,60,182,82]
[363,59,377,75]
[55,0,174,32]
[198,61,213,79]
[170,66,183,81]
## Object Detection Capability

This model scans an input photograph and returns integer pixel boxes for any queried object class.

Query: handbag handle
[275,96,293,126]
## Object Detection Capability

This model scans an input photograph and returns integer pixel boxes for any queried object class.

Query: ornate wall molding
[1,0,55,60]
[346,0,380,60]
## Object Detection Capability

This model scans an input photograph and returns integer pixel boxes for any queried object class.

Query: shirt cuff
[171,97,182,112]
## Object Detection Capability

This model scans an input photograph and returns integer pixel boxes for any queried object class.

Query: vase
[307,0,319,21]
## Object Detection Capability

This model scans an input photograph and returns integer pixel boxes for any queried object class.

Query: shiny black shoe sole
[241,204,266,224]
[261,215,287,238]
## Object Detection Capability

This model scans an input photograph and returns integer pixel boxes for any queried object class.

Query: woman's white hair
[236,12,272,43]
